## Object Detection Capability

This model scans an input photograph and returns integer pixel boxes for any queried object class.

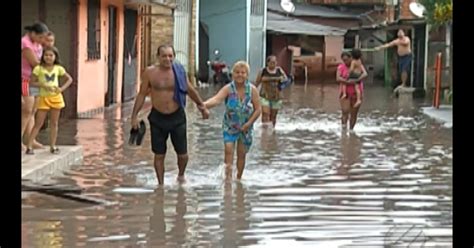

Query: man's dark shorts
[148,107,187,155]
[398,54,412,74]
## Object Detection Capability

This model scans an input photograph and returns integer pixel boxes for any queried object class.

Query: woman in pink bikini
[336,51,368,131]
[21,22,49,150]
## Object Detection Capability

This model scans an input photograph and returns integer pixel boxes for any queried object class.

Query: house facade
[21,0,142,118]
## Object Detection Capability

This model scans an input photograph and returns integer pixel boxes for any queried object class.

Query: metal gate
[248,0,266,81]
[21,0,78,118]
[106,6,118,106]
[173,0,192,71]
[122,8,138,102]
[45,0,78,118]
[198,21,209,82]
[413,24,427,89]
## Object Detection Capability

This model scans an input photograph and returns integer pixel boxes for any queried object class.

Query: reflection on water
[23,84,452,247]
[147,187,187,247]
[220,181,253,247]
[338,132,363,176]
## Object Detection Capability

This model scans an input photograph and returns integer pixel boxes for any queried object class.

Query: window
[300,48,315,56]
[87,0,101,60]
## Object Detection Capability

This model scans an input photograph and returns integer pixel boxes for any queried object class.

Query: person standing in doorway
[375,29,412,91]
[130,45,210,185]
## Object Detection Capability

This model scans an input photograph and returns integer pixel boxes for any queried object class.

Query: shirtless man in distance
[131,45,209,185]
[375,29,412,92]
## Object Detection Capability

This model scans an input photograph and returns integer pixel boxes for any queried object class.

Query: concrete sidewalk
[22,146,83,182]
[421,105,452,128]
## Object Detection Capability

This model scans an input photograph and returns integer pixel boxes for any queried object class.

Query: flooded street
[22,84,452,247]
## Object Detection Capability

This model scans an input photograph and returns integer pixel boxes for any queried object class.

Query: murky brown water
[22,84,452,247]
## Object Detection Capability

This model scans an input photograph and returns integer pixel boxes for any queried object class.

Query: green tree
[420,0,452,26]
[420,0,452,102]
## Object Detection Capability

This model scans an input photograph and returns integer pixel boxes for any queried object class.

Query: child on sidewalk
[25,47,73,154]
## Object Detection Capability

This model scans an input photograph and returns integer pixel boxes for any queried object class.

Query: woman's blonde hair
[232,61,250,75]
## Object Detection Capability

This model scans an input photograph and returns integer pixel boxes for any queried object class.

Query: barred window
[87,0,101,60]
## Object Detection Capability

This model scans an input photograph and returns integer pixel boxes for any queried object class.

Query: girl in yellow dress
[26,47,72,154]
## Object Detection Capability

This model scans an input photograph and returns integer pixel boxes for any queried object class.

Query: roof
[267,0,360,19]
[347,18,427,31]
[266,12,347,36]
[395,18,427,25]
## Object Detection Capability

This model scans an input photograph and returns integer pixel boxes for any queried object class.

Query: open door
[412,24,426,90]
[198,21,209,83]
[122,8,138,102]
[106,6,118,106]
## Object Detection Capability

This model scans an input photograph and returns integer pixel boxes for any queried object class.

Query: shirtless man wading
[131,45,209,185]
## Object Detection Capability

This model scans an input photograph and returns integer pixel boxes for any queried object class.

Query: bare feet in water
[393,85,406,95]
[224,164,233,180]
[177,175,186,183]
[32,140,44,149]
[342,124,348,131]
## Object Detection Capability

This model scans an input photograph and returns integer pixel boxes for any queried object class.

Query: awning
[266,12,346,36]
[348,18,427,31]
[267,0,360,19]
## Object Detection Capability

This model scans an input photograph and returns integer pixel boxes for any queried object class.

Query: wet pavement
[22,84,452,247]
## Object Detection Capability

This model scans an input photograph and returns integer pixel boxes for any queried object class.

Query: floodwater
[22,84,452,247]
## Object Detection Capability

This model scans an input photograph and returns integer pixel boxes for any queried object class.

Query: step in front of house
[421,105,452,128]
[22,146,83,182]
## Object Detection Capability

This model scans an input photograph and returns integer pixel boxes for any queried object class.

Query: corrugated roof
[267,0,360,19]
[267,12,347,36]
[347,18,426,31]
